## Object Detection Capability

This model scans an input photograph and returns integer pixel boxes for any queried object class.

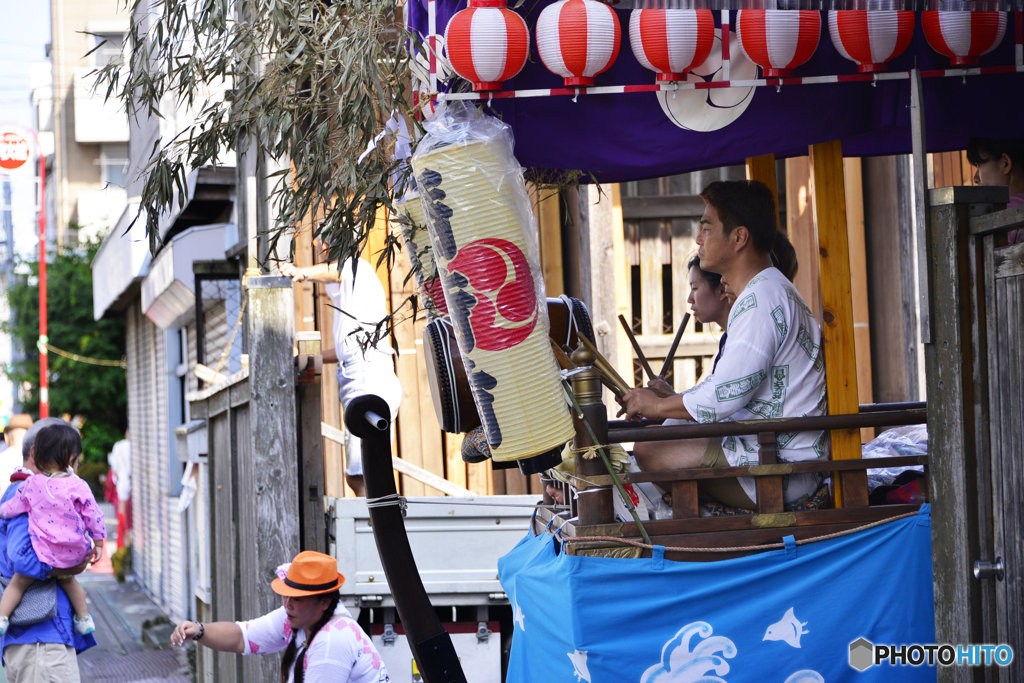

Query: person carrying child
[0,423,105,637]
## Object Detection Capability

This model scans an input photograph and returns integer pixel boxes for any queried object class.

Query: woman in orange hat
[171,551,390,683]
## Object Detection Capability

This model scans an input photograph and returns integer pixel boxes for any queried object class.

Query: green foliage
[81,420,124,465]
[77,460,109,501]
[111,546,131,583]
[97,0,416,271]
[1,241,127,462]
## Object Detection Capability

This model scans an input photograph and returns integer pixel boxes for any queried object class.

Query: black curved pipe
[345,395,467,683]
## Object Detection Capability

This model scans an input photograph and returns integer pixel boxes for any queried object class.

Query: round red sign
[0,132,31,171]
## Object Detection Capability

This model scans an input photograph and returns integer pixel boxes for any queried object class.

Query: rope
[560,511,920,554]
[38,338,127,368]
[571,444,605,460]
[406,499,569,511]
[365,493,408,517]
[212,291,247,376]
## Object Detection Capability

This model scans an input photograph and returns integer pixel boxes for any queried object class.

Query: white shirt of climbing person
[171,551,390,683]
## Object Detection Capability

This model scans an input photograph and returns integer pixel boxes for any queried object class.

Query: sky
[0,4,50,129]
[0,2,52,258]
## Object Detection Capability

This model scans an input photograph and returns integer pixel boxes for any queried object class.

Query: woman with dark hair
[967,137,1024,243]
[171,551,389,683]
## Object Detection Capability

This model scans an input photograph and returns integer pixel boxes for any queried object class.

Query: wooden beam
[322,422,474,497]
[925,189,987,680]
[786,157,822,321]
[610,184,634,393]
[747,153,782,240]
[533,184,565,296]
[809,140,868,508]
[843,157,875,442]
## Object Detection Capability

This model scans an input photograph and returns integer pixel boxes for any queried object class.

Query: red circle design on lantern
[922,11,1006,67]
[736,10,821,78]
[629,9,715,82]
[828,11,915,73]
[445,2,530,91]
[536,0,622,87]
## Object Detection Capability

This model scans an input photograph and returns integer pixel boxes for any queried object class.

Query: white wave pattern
[640,621,738,683]
[783,671,824,683]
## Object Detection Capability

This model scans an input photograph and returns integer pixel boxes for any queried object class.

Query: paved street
[78,573,189,683]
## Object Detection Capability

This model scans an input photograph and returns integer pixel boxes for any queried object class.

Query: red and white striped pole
[37,137,47,418]
[721,10,731,81]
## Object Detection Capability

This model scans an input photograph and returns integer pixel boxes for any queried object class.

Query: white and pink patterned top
[236,604,390,683]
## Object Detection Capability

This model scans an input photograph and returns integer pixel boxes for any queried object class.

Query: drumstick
[577,335,633,396]
[549,338,574,370]
[658,312,691,378]
[617,314,656,382]
[551,338,626,397]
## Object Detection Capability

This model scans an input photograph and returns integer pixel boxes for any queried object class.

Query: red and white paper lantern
[737,10,821,78]
[828,11,914,73]
[922,11,1006,67]
[445,0,530,91]
[536,0,621,87]
[629,9,715,82]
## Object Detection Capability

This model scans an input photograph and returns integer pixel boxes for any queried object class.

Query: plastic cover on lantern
[737,9,821,78]
[409,102,574,462]
[445,3,530,91]
[536,0,622,87]
[629,9,715,82]
[922,11,1006,67]
[828,10,915,73]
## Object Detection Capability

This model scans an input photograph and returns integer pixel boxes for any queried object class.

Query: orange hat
[4,414,32,433]
[271,551,345,597]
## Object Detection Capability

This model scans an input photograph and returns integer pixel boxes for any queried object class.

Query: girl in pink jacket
[0,423,106,635]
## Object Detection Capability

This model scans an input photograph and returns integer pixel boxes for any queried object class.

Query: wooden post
[808,140,868,508]
[785,157,823,321]
[926,186,1006,682]
[755,432,784,515]
[746,153,780,232]
[843,157,875,441]
[297,334,326,554]
[569,346,614,526]
[246,275,302,682]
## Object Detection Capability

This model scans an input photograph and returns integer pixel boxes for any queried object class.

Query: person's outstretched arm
[171,620,244,653]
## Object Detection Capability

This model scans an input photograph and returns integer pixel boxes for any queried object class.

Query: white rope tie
[365,494,408,517]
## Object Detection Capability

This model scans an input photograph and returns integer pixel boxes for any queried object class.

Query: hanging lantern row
[443,6,1012,91]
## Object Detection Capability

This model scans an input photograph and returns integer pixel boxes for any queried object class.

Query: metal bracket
[748,464,794,476]
[476,622,492,644]
[358,595,383,607]
[751,513,797,528]
[382,623,397,646]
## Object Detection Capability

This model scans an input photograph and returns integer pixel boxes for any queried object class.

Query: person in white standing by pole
[281,251,401,497]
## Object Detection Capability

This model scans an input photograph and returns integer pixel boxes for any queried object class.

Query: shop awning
[140,223,232,329]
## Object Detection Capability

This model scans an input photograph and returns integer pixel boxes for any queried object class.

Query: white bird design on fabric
[513,600,525,632]
[763,607,809,648]
[568,649,592,682]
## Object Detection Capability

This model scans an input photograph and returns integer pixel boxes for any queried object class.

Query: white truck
[328,495,538,683]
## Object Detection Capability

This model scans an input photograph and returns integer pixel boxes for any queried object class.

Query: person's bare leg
[632,438,709,472]
[0,573,34,618]
[58,576,89,620]
[545,438,711,504]
[345,474,365,498]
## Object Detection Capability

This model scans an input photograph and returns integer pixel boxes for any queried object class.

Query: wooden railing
[539,349,928,562]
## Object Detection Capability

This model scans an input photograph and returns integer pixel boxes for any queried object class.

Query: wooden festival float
[352,1,1024,680]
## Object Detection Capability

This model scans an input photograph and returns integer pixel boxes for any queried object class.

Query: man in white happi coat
[619,180,828,510]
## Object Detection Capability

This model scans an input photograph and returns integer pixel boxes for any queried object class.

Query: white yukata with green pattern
[680,266,829,505]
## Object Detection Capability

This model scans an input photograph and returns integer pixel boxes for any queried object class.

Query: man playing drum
[618,180,829,511]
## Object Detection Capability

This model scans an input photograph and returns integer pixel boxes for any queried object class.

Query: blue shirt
[0,480,96,655]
